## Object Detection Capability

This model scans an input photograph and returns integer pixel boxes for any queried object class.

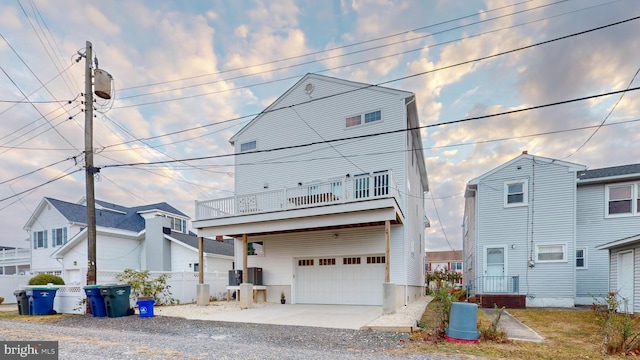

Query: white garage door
[295,255,385,305]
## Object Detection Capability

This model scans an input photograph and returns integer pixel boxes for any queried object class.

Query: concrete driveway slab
[185,304,383,330]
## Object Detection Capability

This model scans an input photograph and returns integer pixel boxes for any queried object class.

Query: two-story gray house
[463,152,640,312]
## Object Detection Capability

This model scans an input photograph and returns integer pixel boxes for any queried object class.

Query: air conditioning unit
[228,270,242,286]
[247,267,263,285]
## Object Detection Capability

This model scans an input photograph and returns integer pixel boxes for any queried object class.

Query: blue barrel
[84,285,107,317]
[136,297,155,318]
[446,302,480,341]
[27,287,58,315]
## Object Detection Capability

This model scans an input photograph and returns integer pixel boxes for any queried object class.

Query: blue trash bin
[84,285,106,317]
[136,297,155,318]
[27,287,58,315]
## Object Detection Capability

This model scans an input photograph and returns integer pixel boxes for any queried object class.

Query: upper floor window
[240,140,257,152]
[33,230,47,249]
[345,110,381,128]
[248,241,264,256]
[504,180,528,207]
[606,183,638,217]
[52,227,67,247]
[163,215,187,233]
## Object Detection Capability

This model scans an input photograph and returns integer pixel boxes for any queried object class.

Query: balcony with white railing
[195,170,399,221]
[0,248,30,265]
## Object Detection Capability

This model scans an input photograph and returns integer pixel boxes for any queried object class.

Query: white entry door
[484,246,507,293]
[618,250,634,314]
[295,255,384,305]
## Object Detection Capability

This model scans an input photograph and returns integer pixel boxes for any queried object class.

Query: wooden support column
[198,237,204,284]
[385,220,390,283]
[242,234,248,283]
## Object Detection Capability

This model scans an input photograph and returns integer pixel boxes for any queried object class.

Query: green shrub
[115,269,176,305]
[28,274,65,285]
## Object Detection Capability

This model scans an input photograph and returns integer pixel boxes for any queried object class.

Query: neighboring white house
[23,197,234,284]
[193,73,429,312]
[0,245,30,275]
[463,152,640,309]
[426,250,463,274]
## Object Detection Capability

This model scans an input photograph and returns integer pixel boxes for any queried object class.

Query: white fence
[0,270,229,314]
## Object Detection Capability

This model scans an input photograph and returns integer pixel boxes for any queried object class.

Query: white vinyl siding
[474,156,578,303]
[577,182,640,301]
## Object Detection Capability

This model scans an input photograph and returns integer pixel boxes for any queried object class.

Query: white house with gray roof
[193,73,429,312]
[463,153,640,311]
[23,197,233,284]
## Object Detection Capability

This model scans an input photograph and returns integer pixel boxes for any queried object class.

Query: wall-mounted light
[511,244,516,249]
[188,263,192,268]
[298,182,302,186]
[333,233,339,239]
[263,183,269,189]
[73,261,77,266]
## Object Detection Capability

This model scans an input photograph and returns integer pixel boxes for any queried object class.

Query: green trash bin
[99,284,134,318]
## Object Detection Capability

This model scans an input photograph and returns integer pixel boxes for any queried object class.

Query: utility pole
[84,40,97,286]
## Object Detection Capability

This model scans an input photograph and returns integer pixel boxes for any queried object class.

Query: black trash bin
[14,290,29,315]
[100,284,134,317]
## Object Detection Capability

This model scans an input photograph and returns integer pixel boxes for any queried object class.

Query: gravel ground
[0,315,450,360]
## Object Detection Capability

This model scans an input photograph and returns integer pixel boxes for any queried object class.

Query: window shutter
[44,230,48,248]
[33,233,37,249]
[182,219,186,233]
[63,227,67,244]
[52,229,57,247]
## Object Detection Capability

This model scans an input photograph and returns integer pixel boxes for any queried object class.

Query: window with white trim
[33,230,47,249]
[536,243,567,263]
[504,180,528,207]
[345,110,381,128]
[52,227,67,247]
[606,183,639,217]
[576,248,586,268]
[240,140,257,152]
[163,215,187,233]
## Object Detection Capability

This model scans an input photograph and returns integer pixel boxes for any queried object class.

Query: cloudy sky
[1,0,639,251]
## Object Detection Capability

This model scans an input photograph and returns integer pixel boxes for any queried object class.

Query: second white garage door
[295,255,385,305]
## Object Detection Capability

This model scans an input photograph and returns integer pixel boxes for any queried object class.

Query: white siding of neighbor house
[475,156,579,306]
[577,183,640,303]
[169,241,233,273]
[59,234,143,274]
[235,226,403,286]
[606,245,639,314]
[28,204,77,273]
[405,139,426,287]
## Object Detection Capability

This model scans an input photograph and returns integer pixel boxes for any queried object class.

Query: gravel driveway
[0,315,450,359]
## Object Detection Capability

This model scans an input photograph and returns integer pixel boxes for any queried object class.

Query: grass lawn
[402,301,639,359]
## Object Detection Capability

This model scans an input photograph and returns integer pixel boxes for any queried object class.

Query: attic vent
[304,83,314,95]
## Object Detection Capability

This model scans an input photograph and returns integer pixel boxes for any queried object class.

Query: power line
[100,85,640,170]
[113,0,601,109]
[0,155,81,185]
[0,168,83,203]
[564,65,640,159]
[429,192,455,252]
[104,13,640,149]
[118,0,568,101]
[118,0,541,92]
